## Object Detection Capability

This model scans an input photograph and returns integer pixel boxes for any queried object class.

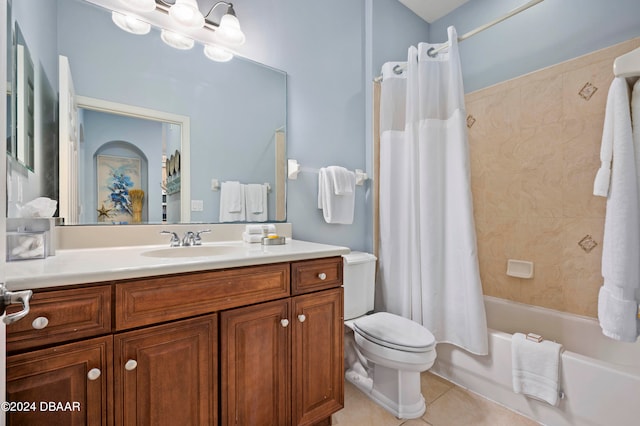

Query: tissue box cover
[7,231,48,261]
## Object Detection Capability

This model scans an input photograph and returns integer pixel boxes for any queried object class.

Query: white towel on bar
[246,184,264,213]
[593,78,640,342]
[327,166,355,195]
[318,167,355,224]
[511,333,563,406]
[219,181,245,222]
[246,184,268,222]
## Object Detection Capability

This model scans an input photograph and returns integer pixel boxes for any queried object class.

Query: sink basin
[141,245,245,258]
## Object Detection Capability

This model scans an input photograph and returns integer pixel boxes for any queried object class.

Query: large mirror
[6,0,287,225]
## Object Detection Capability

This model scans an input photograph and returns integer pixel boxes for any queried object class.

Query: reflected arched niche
[92,141,149,223]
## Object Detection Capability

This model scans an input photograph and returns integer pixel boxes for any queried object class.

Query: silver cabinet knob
[87,368,101,381]
[318,273,327,280]
[298,314,306,323]
[280,319,289,328]
[32,316,49,330]
[124,359,138,371]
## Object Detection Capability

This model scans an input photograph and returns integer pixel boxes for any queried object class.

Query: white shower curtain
[378,27,488,355]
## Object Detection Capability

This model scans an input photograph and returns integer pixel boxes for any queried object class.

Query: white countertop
[6,239,350,291]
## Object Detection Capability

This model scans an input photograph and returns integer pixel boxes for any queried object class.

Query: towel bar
[211,180,271,192]
[287,158,368,185]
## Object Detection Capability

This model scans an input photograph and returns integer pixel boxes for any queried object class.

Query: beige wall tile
[466,38,640,318]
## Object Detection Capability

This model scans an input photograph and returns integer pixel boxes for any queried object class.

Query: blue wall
[429,0,640,92]
[269,0,640,252]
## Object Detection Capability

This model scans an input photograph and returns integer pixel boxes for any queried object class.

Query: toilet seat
[353,312,435,353]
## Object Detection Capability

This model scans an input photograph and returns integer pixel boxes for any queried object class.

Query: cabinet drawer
[6,285,112,353]
[291,257,343,295]
[115,262,290,330]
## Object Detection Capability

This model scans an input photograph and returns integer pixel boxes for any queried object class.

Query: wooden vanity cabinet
[221,258,344,426]
[114,314,218,426]
[6,335,113,426]
[6,256,344,426]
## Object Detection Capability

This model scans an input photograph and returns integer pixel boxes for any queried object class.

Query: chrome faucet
[182,231,196,246]
[193,229,211,246]
[160,231,181,247]
[161,230,211,247]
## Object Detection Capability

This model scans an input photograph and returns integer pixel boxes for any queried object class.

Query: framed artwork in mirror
[96,155,142,223]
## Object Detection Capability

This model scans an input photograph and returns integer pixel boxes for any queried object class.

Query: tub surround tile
[468,37,640,319]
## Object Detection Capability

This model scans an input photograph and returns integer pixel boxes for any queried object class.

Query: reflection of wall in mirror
[7,1,59,217]
[57,0,286,223]
[81,110,168,224]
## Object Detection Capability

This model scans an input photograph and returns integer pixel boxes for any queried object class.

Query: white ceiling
[399,0,471,23]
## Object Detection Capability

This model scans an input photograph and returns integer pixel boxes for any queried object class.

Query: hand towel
[327,166,355,195]
[318,167,356,224]
[593,78,640,342]
[511,333,563,406]
[245,184,264,213]
[223,181,243,212]
[242,232,264,243]
[219,181,245,222]
[245,184,268,222]
[245,224,276,235]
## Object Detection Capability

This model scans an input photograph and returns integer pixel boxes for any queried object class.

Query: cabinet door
[114,314,217,426]
[6,335,112,426]
[292,288,344,426]
[220,299,291,426]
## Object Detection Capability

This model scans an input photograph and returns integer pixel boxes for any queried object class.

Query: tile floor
[332,372,539,426]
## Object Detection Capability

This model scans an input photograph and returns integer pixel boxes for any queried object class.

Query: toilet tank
[342,252,377,320]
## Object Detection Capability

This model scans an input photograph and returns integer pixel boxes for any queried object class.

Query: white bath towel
[511,333,563,406]
[318,167,355,224]
[219,181,245,222]
[327,166,355,195]
[245,184,268,222]
[593,78,640,342]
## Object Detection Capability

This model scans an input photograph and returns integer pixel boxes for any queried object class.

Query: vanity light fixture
[111,0,246,62]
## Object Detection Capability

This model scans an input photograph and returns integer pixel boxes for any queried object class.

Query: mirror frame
[71,96,191,222]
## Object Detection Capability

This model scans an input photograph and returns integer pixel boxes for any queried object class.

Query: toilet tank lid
[342,251,377,264]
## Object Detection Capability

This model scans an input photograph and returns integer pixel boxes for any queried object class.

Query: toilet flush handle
[318,273,327,280]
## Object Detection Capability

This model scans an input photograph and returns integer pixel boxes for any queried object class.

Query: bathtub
[431,296,640,426]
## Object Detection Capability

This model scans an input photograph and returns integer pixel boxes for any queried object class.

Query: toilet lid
[353,312,435,353]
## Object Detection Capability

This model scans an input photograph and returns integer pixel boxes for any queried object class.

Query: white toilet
[342,252,436,419]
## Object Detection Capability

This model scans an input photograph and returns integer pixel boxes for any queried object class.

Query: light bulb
[161,29,195,50]
[120,0,156,13]
[112,11,151,35]
[215,14,245,46]
[169,0,205,28]
[204,44,233,62]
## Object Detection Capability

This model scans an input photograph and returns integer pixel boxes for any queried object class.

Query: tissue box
[7,231,48,261]
[7,218,56,256]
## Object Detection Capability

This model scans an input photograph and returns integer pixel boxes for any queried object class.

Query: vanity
[4,234,349,426]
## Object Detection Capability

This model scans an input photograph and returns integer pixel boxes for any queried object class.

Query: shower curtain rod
[373,0,545,82]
